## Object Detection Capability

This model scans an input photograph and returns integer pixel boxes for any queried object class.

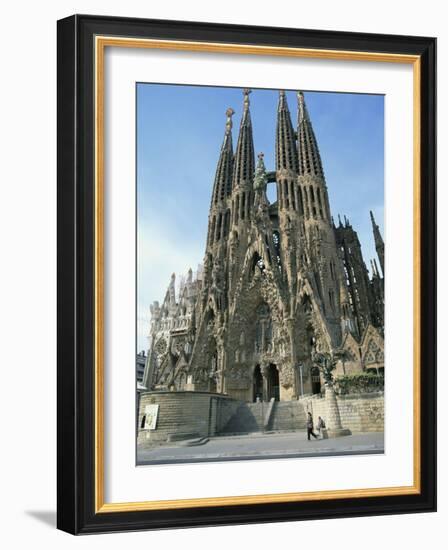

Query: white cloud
[137,217,204,350]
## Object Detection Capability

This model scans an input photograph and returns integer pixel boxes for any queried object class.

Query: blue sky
[137,84,384,352]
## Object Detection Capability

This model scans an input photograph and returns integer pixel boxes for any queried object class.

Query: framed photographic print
[57,14,436,534]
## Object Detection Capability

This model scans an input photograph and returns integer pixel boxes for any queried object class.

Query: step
[268,401,307,431]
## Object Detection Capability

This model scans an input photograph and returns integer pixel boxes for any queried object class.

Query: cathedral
[141,89,384,403]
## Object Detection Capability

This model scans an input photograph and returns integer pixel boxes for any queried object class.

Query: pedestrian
[317,416,326,437]
[306,412,319,440]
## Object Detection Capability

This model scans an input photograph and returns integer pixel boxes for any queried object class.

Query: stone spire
[206,109,235,248]
[335,223,372,336]
[297,91,324,178]
[370,210,384,276]
[211,108,234,206]
[276,91,298,173]
[168,272,176,306]
[276,91,301,215]
[232,89,255,187]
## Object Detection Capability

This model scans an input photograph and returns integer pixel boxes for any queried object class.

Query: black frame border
[57,14,436,534]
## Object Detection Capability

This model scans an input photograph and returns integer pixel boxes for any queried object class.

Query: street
[137,431,384,465]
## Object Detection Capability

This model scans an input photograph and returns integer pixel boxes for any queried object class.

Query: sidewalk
[137,431,384,465]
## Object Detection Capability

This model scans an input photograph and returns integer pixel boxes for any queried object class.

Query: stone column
[261,362,270,402]
[261,321,266,352]
[216,328,226,394]
[286,317,297,363]
[325,383,351,437]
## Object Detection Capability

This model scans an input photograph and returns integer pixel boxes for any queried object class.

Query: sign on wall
[144,404,159,430]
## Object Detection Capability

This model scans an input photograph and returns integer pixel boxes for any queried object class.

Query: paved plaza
[137,431,384,465]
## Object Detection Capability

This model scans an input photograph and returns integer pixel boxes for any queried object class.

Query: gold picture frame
[57,15,436,534]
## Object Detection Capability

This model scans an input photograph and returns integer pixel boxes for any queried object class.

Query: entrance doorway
[266,364,280,401]
[311,366,321,394]
[253,364,280,401]
[253,365,263,402]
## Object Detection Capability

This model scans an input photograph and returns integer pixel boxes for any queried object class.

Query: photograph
[53,11,436,535]
[136,84,385,465]
[0,0,441,542]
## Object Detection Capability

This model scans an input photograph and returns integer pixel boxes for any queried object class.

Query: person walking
[306,412,319,440]
[317,416,326,438]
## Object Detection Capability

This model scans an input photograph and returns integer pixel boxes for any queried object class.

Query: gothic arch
[250,250,266,277]
[297,277,334,351]
[360,324,385,372]
[205,306,215,327]
[301,293,313,313]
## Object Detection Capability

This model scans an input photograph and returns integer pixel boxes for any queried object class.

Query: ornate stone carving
[154,337,167,356]
[279,363,295,388]
[173,338,185,354]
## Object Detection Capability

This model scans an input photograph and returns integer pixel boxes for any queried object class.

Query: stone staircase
[220,402,265,434]
[267,401,307,432]
[219,400,307,435]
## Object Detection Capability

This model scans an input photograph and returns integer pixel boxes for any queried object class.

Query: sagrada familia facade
[141,90,384,403]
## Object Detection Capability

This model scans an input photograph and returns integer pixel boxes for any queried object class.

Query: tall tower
[275,91,302,304]
[201,106,236,316]
[230,89,255,231]
[370,210,384,275]
[276,90,299,216]
[334,216,373,336]
[296,91,347,342]
[226,89,256,304]
[206,107,234,251]
[370,259,384,331]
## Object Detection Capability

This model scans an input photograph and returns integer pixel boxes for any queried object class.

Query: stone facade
[138,391,240,446]
[302,392,384,433]
[141,90,385,404]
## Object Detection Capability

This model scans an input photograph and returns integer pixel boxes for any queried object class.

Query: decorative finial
[243,88,251,110]
[225,107,235,133]
[254,151,267,191]
[297,91,305,123]
[278,90,287,111]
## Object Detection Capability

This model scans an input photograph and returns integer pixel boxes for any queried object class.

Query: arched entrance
[254,364,280,401]
[311,366,321,394]
[253,365,263,402]
[266,364,280,401]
